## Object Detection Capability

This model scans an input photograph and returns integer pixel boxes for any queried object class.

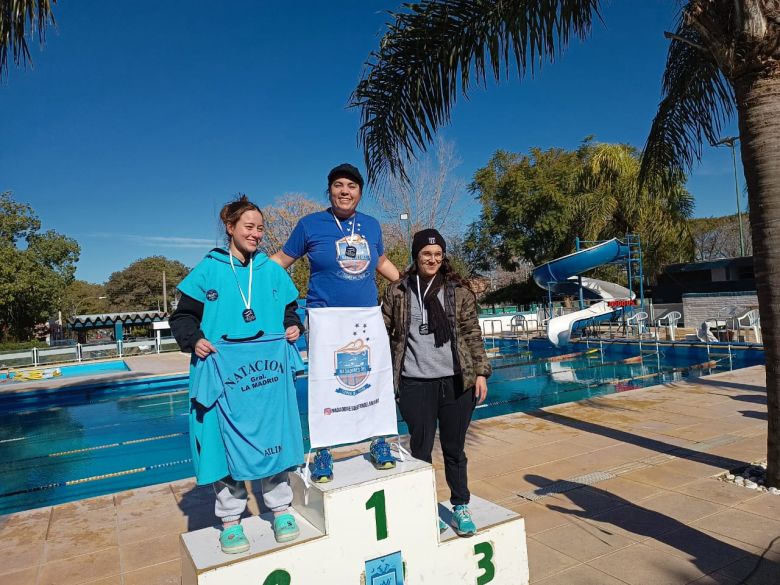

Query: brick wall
[682,292,757,329]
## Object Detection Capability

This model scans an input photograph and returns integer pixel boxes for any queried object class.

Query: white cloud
[87,233,216,248]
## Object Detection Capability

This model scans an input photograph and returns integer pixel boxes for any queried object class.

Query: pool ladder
[706,342,734,370]
[638,339,662,373]
[584,338,606,364]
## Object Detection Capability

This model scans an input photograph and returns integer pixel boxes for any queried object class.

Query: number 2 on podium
[365,489,388,540]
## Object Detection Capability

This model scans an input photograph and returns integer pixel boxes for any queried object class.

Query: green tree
[377,227,410,299]
[289,258,310,300]
[467,142,694,278]
[573,142,695,276]
[61,280,108,316]
[0,192,79,340]
[106,256,189,312]
[444,234,475,279]
[352,1,780,486]
[468,146,586,268]
[0,0,56,76]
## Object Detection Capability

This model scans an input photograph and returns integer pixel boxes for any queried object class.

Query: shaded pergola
[67,311,168,343]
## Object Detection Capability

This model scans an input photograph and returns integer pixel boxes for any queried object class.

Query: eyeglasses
[420,252,444,262]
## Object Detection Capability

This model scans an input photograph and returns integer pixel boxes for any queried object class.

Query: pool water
[1,360,130,382]
[0,340,764,515]
[476,338,764,420]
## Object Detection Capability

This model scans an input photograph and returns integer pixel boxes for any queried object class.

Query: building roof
[67,311,168,329]
[664,256,753,273]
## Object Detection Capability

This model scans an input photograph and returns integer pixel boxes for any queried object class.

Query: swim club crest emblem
[307,306,398,449]
[333,323,371,396]
[335,234,371,275]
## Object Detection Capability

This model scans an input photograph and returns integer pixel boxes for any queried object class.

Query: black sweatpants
[397,375,476,506]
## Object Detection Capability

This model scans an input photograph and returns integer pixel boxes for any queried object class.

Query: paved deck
[0,365,776,584]
[1,352,190,394]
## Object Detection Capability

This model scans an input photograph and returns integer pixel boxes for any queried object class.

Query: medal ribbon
[415,275,434,328]
[332,209,357,242]
[228,250,253,314]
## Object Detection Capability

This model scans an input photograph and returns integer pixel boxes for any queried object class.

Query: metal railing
[0,336,181,368]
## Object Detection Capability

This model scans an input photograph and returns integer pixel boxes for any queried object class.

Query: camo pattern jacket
[381,277,492,395]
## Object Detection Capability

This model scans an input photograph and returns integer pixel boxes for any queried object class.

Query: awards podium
[180,456,528,584]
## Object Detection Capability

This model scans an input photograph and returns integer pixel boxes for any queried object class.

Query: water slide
[532,238,635,346]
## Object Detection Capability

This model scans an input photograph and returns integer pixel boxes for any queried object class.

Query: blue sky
[1,1,745,283]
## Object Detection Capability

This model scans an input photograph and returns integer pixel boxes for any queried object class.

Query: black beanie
[412,228,447,260]
[327,163,364,189]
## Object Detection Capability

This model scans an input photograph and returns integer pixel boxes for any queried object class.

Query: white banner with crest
[307,306,398,449]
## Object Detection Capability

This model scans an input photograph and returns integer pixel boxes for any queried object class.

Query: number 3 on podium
[474,542,495,584]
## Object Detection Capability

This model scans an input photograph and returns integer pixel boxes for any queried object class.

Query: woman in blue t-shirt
[271,164,400,481]
[170,195,304,554]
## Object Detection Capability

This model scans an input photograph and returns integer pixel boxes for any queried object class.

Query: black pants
[398,375,476,506]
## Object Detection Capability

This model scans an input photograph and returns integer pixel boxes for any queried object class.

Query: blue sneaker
[451,504,477,537]
[311,448,333,483]
[370,438,396,470]
[273,513,300,543]
[219,524,250,554]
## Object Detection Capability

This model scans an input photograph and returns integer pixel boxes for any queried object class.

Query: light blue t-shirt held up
[282,209,384,308]
[190,335,305,481]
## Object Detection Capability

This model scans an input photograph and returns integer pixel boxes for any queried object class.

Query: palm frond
[639,17,734,188]
[351,0,602,184]
[0,0,56,76]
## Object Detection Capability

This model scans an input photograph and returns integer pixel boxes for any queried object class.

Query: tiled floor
[1,365,776,584]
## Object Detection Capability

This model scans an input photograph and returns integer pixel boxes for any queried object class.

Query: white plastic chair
[625,311,649,338]
[736,309,761,343]
[536,308,551,332]
[656,311,681,341]
[509,314,528,335]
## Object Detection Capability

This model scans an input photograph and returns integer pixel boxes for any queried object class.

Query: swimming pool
[0,340,764,515]
[0,360,130,383]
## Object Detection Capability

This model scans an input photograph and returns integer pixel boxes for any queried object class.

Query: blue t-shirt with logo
[190,335,304,481]
[282,209,384,308]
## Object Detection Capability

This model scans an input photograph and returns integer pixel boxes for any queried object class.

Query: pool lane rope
[0,458,192,499]
[1,433,188,473]
[47,432,186,457]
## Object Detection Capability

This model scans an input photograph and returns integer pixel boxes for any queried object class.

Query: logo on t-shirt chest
[206,289,219,301]
[335,234,371,275]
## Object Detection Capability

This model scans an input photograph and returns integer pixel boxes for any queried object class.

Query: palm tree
[574,143,695,277]
[352,1,780,487]
[0,0,56,76]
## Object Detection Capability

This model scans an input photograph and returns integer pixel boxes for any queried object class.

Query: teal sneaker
[311,448,333,483]
[438,518,448,532]
[451,504,477,537]
[369,438,396,470]
[273,513,300,543]
[220,524,250,554]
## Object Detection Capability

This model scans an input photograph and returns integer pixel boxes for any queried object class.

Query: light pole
[400,212,412,265]
[714,136,746,257]
[72,296,107,316]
